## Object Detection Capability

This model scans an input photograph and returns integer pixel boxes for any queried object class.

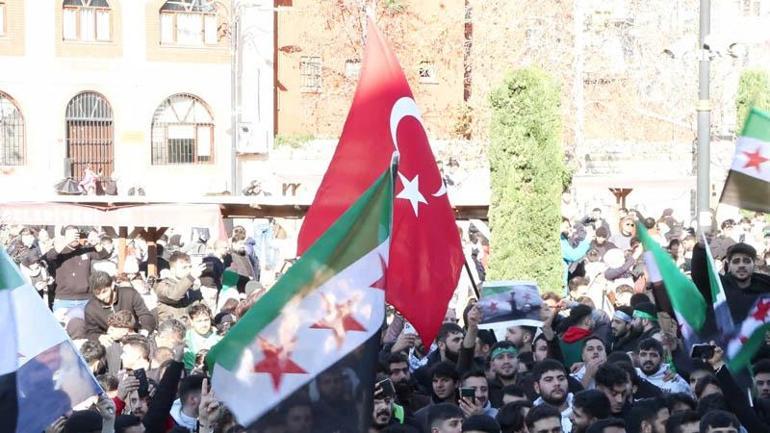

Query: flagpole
[463,259,480,299]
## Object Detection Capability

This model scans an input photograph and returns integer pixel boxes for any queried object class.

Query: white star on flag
[396,172,428,217]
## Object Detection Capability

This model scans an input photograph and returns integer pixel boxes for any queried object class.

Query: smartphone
[460,387,475,399]
[403,322,417,336]
[376,378,395,398]
[134,368,149,398]
[690,344,715,360]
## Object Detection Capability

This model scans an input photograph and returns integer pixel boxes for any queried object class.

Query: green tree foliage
[487,68,567,291]
[736,70,770,130]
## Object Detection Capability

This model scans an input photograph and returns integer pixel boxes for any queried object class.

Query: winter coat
[46,245,110,300]
[84,287,156,340]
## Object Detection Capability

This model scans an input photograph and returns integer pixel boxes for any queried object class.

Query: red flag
[297,19,464,345]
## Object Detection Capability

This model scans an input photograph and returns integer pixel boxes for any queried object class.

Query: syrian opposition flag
[728,296,770,371]
[297,18,463,345]
[720,108,770,212]
[207,166,394,427]
[0,248,102,433]
[702,234,736,335]
[637,222,706,341]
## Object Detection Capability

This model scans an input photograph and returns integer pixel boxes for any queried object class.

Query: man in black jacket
[84,271,156,341]
[692,241,770,323]
[47,225,110,318]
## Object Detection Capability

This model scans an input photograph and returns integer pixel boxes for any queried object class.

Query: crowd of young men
[2,204,770,433]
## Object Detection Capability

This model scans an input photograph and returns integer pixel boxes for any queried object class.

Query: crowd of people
[2,201,770,433]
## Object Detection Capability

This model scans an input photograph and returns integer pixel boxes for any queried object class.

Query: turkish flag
[297,19,464,345]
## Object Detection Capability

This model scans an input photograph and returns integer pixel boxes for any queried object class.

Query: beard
[542,390,567,406]
[445,349,459,363]
[373,410,391,428]
[642,361,659,375]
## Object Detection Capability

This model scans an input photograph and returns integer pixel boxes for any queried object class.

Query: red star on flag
[743,148,769,172]
[370,254,388,290]
[253,338,307,391]
[311,293,367,348]
[752,299,770,321]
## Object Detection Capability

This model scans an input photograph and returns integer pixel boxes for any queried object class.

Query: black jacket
[84,287,156,340]
[143,360,184,433]
[46,245,110,300]
[692,243,770,324]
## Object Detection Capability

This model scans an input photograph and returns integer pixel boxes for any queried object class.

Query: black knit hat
[726,243,757,261]
[64,410,102,433]
[462,414,501,433]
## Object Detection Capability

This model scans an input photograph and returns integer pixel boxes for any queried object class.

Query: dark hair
[614,361,640,386]
[121,334,149,359]
[107,310,136,329]
[462,414,501,433]
[179,375,206,405]
[478,329,497,347]
[517,351,535,372]
[188,303,213,319]
[80,341,106,364]
[665,410,699,433]
[501,384,526,399]
[629,293,650,308]
[595,363,630,389]
[627,398,665,433]
[437,323,464,343]
[665,393,696,412]
[694,375,721,399]
[496,401,532,433]
[573,389,611,420]
[115,415,142,433]
[430,361,459,381]
[531,359,566,382]
[689,359,714,375]
[542,292,562,303]
[699,410,739,433]
[606,351,633,365]
[752,359,770,376]
[638,338,664,356]
[586,418,626,433]
[461,369,487,385]
[696,393,727,418]
[569,276,590,292]
[387,352,408,367]
[427,403,463,429]
[525,404,561,431]
[89,271,113,293]
[168,251,191,265]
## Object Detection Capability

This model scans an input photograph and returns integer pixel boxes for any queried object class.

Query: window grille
[151,93,214,165]
[0,92,24,166]
[65,92,113,180]
[300,56,322,92]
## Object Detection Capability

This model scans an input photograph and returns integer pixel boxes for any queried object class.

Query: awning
[0,202,226,237]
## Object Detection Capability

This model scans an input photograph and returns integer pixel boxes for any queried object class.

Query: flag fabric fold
[637,222,707,335]
[296,18,463,345]
[720,107,770,212]
[207,166,394,427]
[0,248,102,433]
[702,234,736,335]
[728,296,770,372]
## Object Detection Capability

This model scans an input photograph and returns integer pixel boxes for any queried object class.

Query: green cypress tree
[487,68,568,292]
[736,70,770,129]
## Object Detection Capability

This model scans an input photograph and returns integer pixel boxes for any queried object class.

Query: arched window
[65,92,113,179]
[160,0,218,46]
[151,94,214,165]
[63,0,111,42]
[0,92,24,166]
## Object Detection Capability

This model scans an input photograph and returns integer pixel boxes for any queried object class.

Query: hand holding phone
[134,368,149,398]
[376,378,396,398]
